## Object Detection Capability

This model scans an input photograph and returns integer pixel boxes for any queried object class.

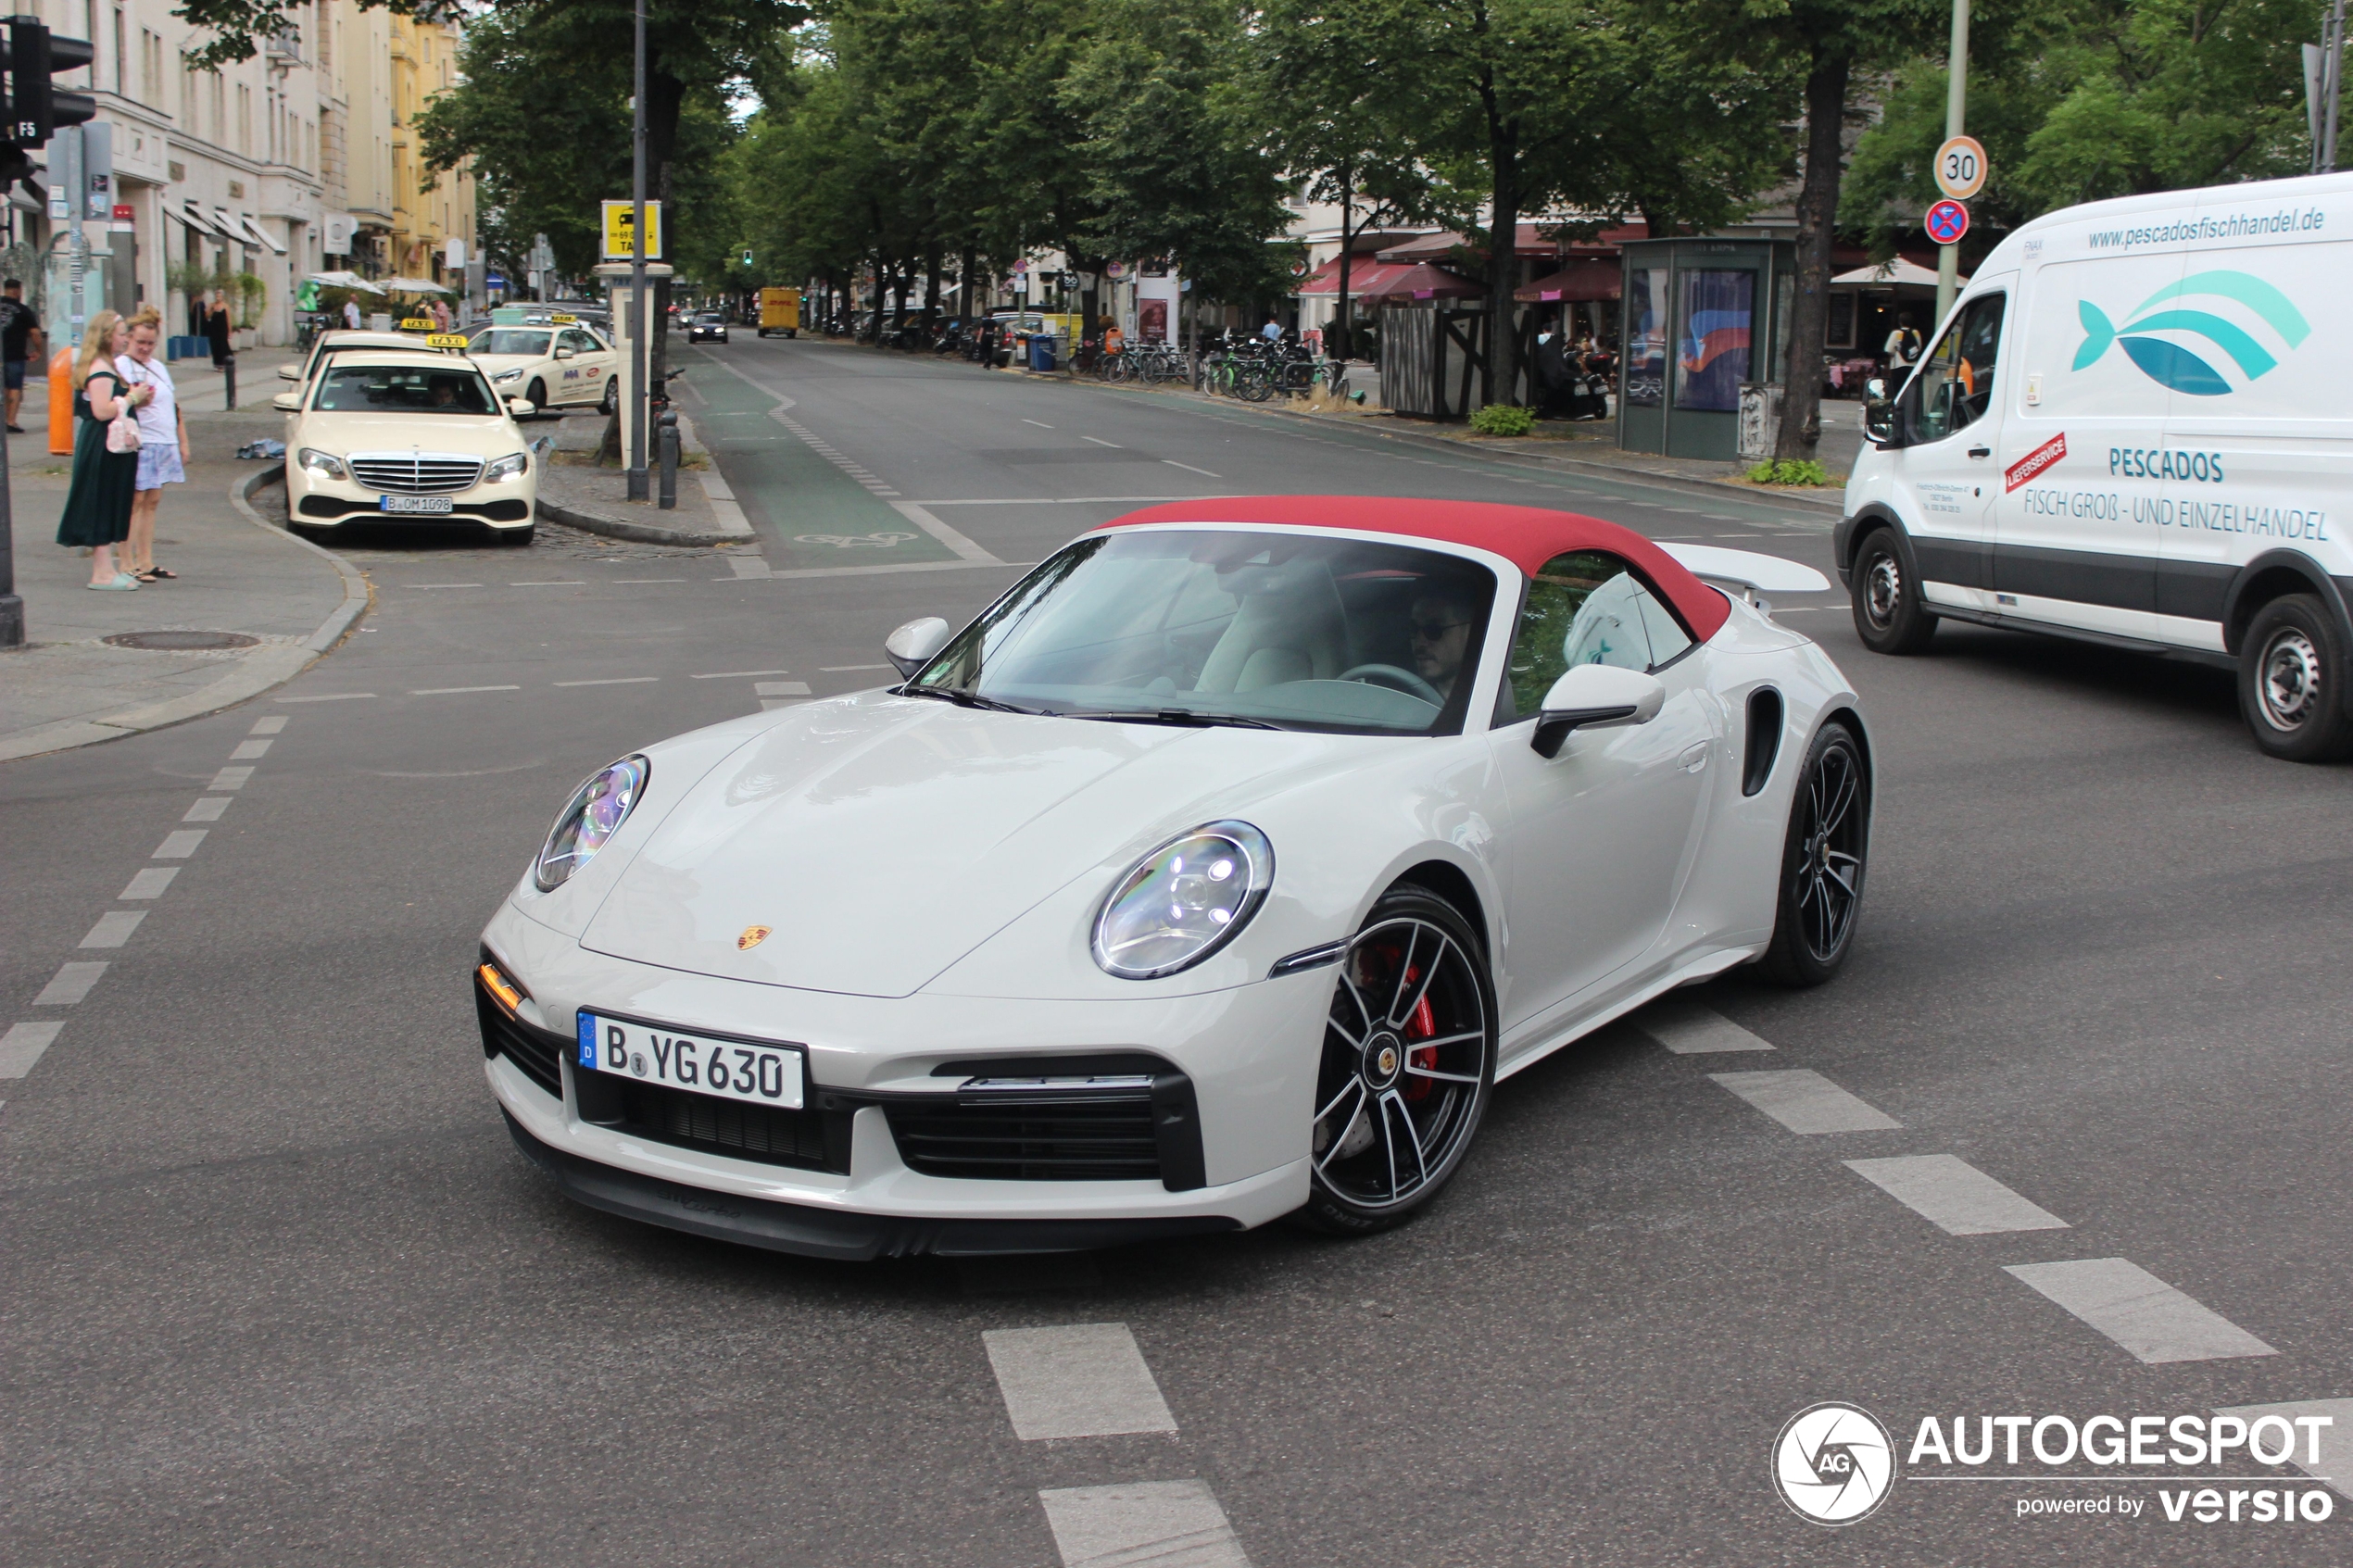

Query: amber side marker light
[477,962,524,1016]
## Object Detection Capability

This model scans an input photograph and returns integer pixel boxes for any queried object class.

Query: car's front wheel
[1755,720,1869,986]
[1849,528,1936,654]
[1293,886,1495,1236]
[598,377,618,416]
[2238,594,2353,762]
[527,377,548,416]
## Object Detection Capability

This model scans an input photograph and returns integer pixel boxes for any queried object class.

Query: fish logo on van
[2073,270,2309,396]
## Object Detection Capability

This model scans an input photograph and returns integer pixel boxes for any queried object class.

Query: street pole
[2327,0,2347,171]
[626,0,648,502]
[1934,0,1969,329]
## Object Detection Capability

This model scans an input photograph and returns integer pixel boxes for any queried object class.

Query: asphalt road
[4,335,2347,1567]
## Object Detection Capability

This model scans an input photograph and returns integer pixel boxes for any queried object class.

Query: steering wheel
[1338,662,1444,706]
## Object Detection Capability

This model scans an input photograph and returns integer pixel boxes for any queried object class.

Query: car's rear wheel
[1755,721,1869,986]
[1293,887,1495,1236]
[1850,529,1936,654]
[2238,594,2353,761]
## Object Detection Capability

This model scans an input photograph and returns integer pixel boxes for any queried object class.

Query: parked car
[466,320,621,416]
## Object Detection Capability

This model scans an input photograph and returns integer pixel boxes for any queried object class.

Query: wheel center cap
[1363,1030,1403,1089]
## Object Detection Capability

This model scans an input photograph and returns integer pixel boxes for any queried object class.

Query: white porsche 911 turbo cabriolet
[476,497,1869,1259]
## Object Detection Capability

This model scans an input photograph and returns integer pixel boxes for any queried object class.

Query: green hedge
[1469,404,1535,436]
[1745,458,1831,487]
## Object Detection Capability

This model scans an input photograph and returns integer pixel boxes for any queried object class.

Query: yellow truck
[757,288,800,338]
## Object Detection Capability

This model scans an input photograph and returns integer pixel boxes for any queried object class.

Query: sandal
[138,566,177,581]
[87,572,140,591]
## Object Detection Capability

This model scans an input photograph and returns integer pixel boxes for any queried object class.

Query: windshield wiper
[904,684,1051,716]
[1070,709,1283,731]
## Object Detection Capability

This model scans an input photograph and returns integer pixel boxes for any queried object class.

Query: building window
[235,83,251,155]
[210,73,225,144]
[112,6,124,94]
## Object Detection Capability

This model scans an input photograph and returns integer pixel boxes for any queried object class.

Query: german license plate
[381,495,455,514]
[576,1012,805,1110]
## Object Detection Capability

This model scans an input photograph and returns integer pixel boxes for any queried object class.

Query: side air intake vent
[1743,688,1784,797]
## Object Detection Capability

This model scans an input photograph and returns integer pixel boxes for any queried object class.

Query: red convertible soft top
[1100,495,1731,641]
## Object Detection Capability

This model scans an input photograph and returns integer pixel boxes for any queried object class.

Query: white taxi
[272,346,541,545]
[467,315,619,416]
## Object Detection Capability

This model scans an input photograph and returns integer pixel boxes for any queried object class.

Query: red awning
[1514,259,1621,303]
[1369,263,1484,300]
[1296,257,1412,295]
[1378,221,1649,265]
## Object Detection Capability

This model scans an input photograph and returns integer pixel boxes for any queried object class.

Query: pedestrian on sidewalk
[206,292,235,409]
[343,295,361,331]
[431,296,452,332]
[56,310,149,591]
[116,310,188,583]
[0,278,42,433]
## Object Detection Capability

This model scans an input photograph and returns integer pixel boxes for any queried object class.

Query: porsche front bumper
[478,900,1322,1258]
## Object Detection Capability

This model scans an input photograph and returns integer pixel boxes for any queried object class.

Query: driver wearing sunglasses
[1407,584,1479,703]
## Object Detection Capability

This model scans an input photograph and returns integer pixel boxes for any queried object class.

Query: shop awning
[1514,259,1622,303]
[1378,221,1646,265]
[173,201,234,240]
[306,270,384,295]
[236,214,287,256]
[1363,262,1484,301]
[1831,258,1959,288]
[381,275,456,295]
[1296,257,1415,296]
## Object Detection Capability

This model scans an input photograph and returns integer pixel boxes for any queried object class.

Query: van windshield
[907,529,1498,735]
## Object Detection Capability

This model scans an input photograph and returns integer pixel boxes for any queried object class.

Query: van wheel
[1755,721,1869,986]
[2239,595,2353,762]
[1850,530,1936,654]
[1290,886,1495,1236]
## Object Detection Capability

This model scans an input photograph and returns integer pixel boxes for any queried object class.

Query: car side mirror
[553,345,574,360]
[277,364,300,382]
[1530,664,1666,759]
[885,616,952,679]
[270,392,301,412]
[1862,376,1898,446]
[504,397,535,417]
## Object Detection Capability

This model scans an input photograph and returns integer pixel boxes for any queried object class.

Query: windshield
[314,364,499,414]
[911,528,1497,734]
[469,329,552,357]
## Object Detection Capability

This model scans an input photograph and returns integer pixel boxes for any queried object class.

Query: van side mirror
[1531,664,1666,759]
[885,616,952,679]
[1862,377,1897,446]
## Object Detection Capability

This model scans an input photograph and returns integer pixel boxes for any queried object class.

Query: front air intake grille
[475,985,564,1099]
[885,1087,1164,1182]
[595,1080,836,1172]
[351,453,484,494]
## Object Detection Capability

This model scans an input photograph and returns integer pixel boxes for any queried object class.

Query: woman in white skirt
[117,309,189,582]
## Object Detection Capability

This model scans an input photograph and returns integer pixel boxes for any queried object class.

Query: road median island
[0,411,369,763]
[535,409,757,549]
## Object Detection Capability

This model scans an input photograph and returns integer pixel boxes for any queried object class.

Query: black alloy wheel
[2237,594,2353,762]
[1849,529,1936,654]
[1294,886,1495,1235]
[527,377,548,417]
[1755,721,1869,986]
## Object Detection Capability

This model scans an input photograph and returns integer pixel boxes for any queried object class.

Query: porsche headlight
[297,447,346,481]
[1091,822,1273,979]
[485,451,528,483]
[534,755,649,891]
[493,368,524,383]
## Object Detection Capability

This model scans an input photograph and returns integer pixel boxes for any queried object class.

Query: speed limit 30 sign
[1934,135,1987,201]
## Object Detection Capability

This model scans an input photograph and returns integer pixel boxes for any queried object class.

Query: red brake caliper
[1403,982,1436,1102]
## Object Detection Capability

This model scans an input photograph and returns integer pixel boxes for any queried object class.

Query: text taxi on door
[1838,169,2353,761]
[464,312,620,418]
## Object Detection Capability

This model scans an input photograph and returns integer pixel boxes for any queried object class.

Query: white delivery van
[1836,170,2352,760]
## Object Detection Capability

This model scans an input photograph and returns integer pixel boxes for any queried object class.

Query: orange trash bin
[48,345,74,455]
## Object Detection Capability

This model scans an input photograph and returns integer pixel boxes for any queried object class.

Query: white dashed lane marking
[1844,1155,2070,1236]
[2006,1259,2278,1363]
[33,963,107,1006]
[755,681,811,696]
[276,692,374,702]
[208,766,253,790]
[2210,1399,2353,1499]
[119,868,180,901]
[821,663,890,672]
[410,685,521,696]
[0,1022,65,1078]
[1639,1000,1775,1054]
[1164,460,1221,478]
[728,555,774,579]
[155,830,208,858]
[1038,1482,1252,1568]
[248,716,287,734]
[691,668,793,679]
[1710,1069,1901,1133]
[984,1323,1178,1440]
[229,738,272,760]
[183,798,229,822]
[79,911,148,949]
[553,676,660,687]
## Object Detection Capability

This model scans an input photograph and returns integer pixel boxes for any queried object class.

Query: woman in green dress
[56,309,152,590]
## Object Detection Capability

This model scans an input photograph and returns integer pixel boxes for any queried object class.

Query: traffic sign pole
[1936,0,1971,327]
[626,0,648,503]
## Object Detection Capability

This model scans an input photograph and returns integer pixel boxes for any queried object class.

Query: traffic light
[6,19,96,148]
[741,249,753,268]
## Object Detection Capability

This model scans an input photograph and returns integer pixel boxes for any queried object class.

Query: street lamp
[626,0,648,502]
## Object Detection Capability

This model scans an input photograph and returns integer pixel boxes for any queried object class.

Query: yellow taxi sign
[600,200,663,260]
[549,312,577,325]
[425,333,470,349]
[399,317,434,332]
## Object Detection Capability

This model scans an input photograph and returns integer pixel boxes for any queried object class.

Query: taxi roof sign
[399,317,435,331]
[425,333,470,349]
[549,312,577,324]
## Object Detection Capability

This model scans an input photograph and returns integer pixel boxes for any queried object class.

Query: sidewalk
[0,397,365,764]
[532,408,755,548]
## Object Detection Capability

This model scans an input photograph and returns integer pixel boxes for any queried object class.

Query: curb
[1088,379,1849,517]
[536,489,751,548]
[0,466,371,764]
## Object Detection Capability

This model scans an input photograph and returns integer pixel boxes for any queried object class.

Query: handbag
[105,369,144,452]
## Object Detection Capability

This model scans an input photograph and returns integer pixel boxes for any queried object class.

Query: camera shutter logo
[1773,1402,1898,1524]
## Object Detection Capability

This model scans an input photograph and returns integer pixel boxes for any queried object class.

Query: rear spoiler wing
[1657,542,1829,611]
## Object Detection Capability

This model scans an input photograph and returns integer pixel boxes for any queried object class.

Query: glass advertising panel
[1625,268,1669,406]
[1675,269,1754,411]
